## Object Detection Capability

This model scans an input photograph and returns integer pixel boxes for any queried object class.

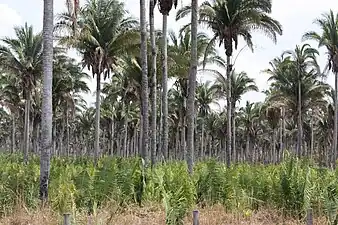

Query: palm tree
[56,0,139,162]
[282,44,320,157]
[196,81,217,162]
[238,101,260,162]
[213,69,258,161]
[39,0,54,204]
[168,28,219,163]
[187,0,198,174]
[140,0,149,164]
[303,10,338,167]
[149,0,158,166]
[158,0,178,160]
[177,0,282,165]
[53,54,90,155]
[0,23,43,163]
[265,54,329,158]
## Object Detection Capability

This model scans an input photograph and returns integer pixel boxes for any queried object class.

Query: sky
[0,0,337,108]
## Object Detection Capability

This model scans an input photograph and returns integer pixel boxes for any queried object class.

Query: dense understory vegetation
[1,153,338,224]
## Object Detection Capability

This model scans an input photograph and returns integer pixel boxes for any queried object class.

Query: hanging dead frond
[158,0,178,16]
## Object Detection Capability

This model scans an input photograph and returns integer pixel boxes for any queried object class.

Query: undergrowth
[0,153,337,224]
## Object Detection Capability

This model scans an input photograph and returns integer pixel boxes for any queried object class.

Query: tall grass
[0,153,337,224]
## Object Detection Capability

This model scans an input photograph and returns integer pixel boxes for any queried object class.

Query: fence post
[306,208,313,225]
[63,213,71,225]
[193,210,199,225]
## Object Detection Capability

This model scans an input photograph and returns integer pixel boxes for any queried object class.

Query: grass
[0,204,328,224]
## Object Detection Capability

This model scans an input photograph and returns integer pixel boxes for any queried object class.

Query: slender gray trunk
[161,15,169,160]
[123,118,128,156]
[282,107,286,160]
[246,133,250,162]
[226,55,232,167]
[310,117,314,158]
[186,0,198,174]
[66,103,70,156]
[158,88,163,161]
[140,0,149,164]
[272,128,277,163]
[60,120,64,155]
[149,0,157,167]
[297,79,302,157]
[333,71,338,168]
[279,107,284,162]
[23,93,31,163]
[39,0,53,203]
[232,104,236,161]
[94,73,101,163]
[52,123,56,155]
[180,112,186,160]
[110,116,114,155]
[11,114,16,153]
[201,122,204,160]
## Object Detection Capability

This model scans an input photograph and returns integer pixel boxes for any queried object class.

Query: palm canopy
[168,28,221,101]
[168,28,220,78]
[302,10,338,73]
[176,0,282,57]
[56,0,139,79]
[196,81,218,116]
[53,51,90,115]
[265,56,329,119]
[210,67,259,106]
[0,23,43,99]
[282,43,321,79]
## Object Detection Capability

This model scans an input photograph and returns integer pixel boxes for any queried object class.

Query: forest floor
[0,204,327,225]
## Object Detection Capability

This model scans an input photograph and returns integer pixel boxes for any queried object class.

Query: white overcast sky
[0,0,336,107]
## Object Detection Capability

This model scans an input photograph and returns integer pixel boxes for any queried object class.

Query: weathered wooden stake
[193,210,199,225]
[63,213,71,225]
[307,208,313,225]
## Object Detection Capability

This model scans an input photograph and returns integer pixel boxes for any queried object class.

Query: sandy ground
[0,204,327,225]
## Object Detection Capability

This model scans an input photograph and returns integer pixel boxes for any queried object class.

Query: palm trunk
[11,114,16,153]
[297,80,302,158]
[282,108,286,159]
[60,120,65,155]
[175,128,179,160]
[201,122,204,160]
[180,107,186,160]
[272,128,277,163]
[139,115,143,156]
[246,133,250,163]
[123,118,128,156]
[161,14,169,160]
[110,116,115,155]
[310,116,314,159]
[52,123,56,155]
[226,55,232,167]
[39,0,53,203]
[94,73,101,163]
[186,0,198,174]
[333,71,338,168]
[279,107,284,162]
[231,103,236,161]
[23,92,31,164]
[158,87,163,161]
[65,104,70,157]
[149,0,157,167]
[140,0,149,164]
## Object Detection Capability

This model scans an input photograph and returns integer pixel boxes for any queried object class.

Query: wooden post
[193,210,199,225]
[307,208,313,225]
[63,213,71,225]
